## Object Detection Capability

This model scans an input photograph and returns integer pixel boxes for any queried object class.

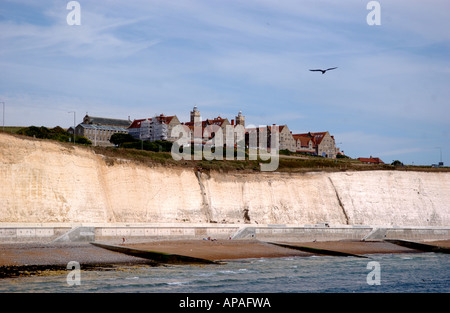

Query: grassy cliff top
[93,145,449,173]
[1,129,448,174]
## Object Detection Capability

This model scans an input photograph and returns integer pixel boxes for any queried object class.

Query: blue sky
[0,0,449,165]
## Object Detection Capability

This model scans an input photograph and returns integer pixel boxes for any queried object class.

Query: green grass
[92,145,449,173]
[0,126,24,134]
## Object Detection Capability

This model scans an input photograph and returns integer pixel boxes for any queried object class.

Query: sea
[0,252,448,294]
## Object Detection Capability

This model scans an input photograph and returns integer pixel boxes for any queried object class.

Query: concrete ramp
[53,226,95,242]
[362,228,388,241]
[231,227,255,239]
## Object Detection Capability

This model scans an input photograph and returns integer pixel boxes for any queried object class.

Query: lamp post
[337,142,343,155]
[69,111,76,144]
[435,147,442,164]
[1,101,5,132]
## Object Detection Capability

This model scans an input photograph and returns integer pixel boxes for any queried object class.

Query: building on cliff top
[128,114,181,142]
[71,114,132,146]
[180,106,246,148]
[292,131,338,158]
[82,114,132,128]
[357,156,385,164]
[244,124,296,152]
[179,107,340,158]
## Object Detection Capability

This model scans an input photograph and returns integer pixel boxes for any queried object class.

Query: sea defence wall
[0,223,449,243]
[0,133,449,239]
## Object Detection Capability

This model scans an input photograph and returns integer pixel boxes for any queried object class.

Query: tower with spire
[235,111,245,128]
[190,105,201,124]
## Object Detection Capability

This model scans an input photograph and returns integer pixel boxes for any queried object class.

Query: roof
[83,115,132,127]
[292,131,330,146]
[183,116,232,128]
[207,117,229,127]
[128,118,148,129]
[128,115,178,129]
[154,114,178,124]
[357,157,384,164]
[76,124,128,132]
[184,116,230,128]
[293,134,313,147]
[311,132,327,145]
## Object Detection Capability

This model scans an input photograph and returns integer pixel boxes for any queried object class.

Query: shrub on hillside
[121,139,173,152]
[75,136,92,145]
[109,133,137,147]
[16,126,91,145]
[391,160,404,166]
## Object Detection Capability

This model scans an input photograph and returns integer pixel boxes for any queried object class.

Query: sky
[0,0,449,165]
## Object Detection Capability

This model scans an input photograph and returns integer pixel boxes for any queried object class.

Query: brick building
[357,156,384,164]
[182,106,246,148]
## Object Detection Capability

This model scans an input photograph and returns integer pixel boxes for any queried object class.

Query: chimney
[231,119,235,125]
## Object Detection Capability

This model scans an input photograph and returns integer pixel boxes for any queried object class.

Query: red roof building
[357,157,384,164]
[127,114,180,142]
[292,131,337,158]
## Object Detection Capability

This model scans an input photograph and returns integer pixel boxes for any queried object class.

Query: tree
[75,136,92,145]
[17,126,71,142]
[391,160,404,166]
[109,133,137,147]
[17,126,49,138]
[153,140,173,152]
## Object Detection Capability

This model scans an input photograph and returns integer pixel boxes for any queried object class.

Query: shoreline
[2,239,449,278]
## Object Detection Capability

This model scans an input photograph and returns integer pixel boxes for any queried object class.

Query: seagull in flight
[309,67,338,74]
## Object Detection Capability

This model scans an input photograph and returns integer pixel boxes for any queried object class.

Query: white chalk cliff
[0,133,449,226]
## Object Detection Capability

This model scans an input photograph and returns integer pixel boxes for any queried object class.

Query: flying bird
[309,67,338,74]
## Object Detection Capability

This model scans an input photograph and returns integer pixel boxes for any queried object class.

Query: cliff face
[201,170,450,226]
[0,133,449,226]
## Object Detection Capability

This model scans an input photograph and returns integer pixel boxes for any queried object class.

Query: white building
[128,114,180,142]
